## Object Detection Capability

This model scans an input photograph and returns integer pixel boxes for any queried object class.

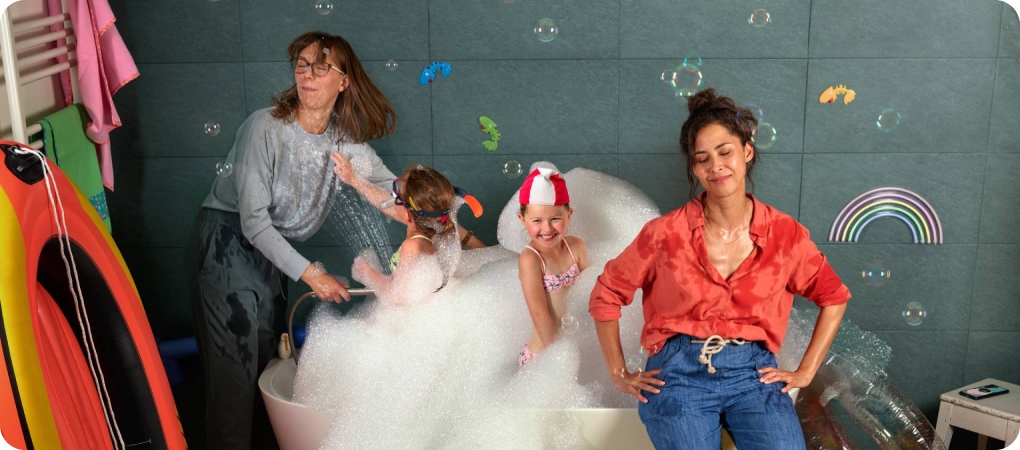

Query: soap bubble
[560,314,579,336]
[379,198,395,209]
[626,355,645,374]
[660,70,674,83]
[534,18,558,43]
[215,161,233,177]
[749,9,771,27]
[877,108,901,132]
[385,59,398,71]
[504,160,522,178]
[736,103,763,133]
[862,262,891,287]
[902,301,926,326]
[315,0,333,15]
[683,52,702,68]
[204,122,220,136]
[751,122,776,149]
[670,64,703,98]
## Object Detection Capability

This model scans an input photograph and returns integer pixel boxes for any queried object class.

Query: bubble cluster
[293,162,657,447]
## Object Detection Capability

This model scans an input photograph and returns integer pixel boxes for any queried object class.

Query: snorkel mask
[391,177,484,224]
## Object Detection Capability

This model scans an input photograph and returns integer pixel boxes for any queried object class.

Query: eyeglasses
[291,58,345,78]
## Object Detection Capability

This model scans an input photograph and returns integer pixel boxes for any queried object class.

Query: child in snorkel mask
[330,157,483,303]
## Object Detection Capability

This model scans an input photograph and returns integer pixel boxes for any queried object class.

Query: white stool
[936,378,1020,449]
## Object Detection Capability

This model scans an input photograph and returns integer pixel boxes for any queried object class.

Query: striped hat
[519,168,569,206]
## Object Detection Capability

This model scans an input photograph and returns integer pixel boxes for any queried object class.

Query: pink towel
[47,0,138,190]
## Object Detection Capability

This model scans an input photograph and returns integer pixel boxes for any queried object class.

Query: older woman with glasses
[187,31,401,449]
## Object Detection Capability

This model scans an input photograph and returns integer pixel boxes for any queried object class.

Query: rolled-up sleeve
[787,224,850,308]
[589,221,658,321]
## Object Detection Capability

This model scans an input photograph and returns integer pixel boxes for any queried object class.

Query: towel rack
[1,0,81,150]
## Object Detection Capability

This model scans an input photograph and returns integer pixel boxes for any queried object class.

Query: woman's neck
[703,192,751,230]
[295,106,332,135]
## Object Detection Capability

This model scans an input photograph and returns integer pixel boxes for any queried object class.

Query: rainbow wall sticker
[829,187,942,244]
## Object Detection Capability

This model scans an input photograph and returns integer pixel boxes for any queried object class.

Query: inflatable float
[0,140,186,449]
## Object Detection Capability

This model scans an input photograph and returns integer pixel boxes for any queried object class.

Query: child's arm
[567,236,589,271]
[330,150,406,224]
[519,251,557,347]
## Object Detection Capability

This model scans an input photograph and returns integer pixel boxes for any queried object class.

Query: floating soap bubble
[215,161,233,177]
[683,52,702,68]
[736,103,763,133]
[626,355,645,374]
[877,108,901,132]
[749,9,771,27]
[385,59,398,71]
[660,70,674,83]
[204,122,220,136]
[862,262,891,287]
[902,302,926,326]
[670,64,703,98]
[504,160,522,178]
[560,314,579,336]
[315,0,333,15]
[534,18,558,43]
[751,122,776,149]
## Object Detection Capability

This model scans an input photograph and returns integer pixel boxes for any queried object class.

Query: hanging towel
[39,104,112,233]
[46,0,140,191]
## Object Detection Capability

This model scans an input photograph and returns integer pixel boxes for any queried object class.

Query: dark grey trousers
[188,208,286,450]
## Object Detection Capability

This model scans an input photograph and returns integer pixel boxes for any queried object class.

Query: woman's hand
[330,150,357,185]
[758,367,813,393]
[611,368,665,404]
[301,265,351,303]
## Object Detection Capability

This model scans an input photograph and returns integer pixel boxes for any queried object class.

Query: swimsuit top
[390,235,432,272]
[524,239,579,292]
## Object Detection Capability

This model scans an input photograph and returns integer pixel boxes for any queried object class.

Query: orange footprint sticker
[819,85,857,105]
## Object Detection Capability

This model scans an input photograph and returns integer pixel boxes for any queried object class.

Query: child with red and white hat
[516,168,589,368]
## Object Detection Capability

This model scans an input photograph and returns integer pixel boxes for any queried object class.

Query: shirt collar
[686,192,769,249]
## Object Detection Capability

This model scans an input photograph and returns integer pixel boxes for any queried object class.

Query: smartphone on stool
[960,384,1010,400]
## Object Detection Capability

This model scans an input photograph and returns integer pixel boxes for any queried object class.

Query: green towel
[39,104,112,233]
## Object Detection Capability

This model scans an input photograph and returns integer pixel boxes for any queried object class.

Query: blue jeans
[638,334,806,450]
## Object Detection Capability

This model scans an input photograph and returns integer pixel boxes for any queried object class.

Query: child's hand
[330,150,357,185]
[611,368,665,404]
[351,256,379,281]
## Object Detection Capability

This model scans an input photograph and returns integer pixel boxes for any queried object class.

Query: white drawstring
[692,335,746,374]
[13,147,126,449]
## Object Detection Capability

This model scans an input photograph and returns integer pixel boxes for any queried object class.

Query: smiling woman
[590,89,850,450]
[187,31,401,449]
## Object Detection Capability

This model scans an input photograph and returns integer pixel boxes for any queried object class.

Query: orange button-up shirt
[589,194,850,355]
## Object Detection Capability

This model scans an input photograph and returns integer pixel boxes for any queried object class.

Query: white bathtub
[259,358,798,449]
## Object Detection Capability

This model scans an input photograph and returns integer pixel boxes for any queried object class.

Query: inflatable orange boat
[0,140,186,449]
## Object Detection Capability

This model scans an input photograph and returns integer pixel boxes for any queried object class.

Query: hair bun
[686,88,721,115]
